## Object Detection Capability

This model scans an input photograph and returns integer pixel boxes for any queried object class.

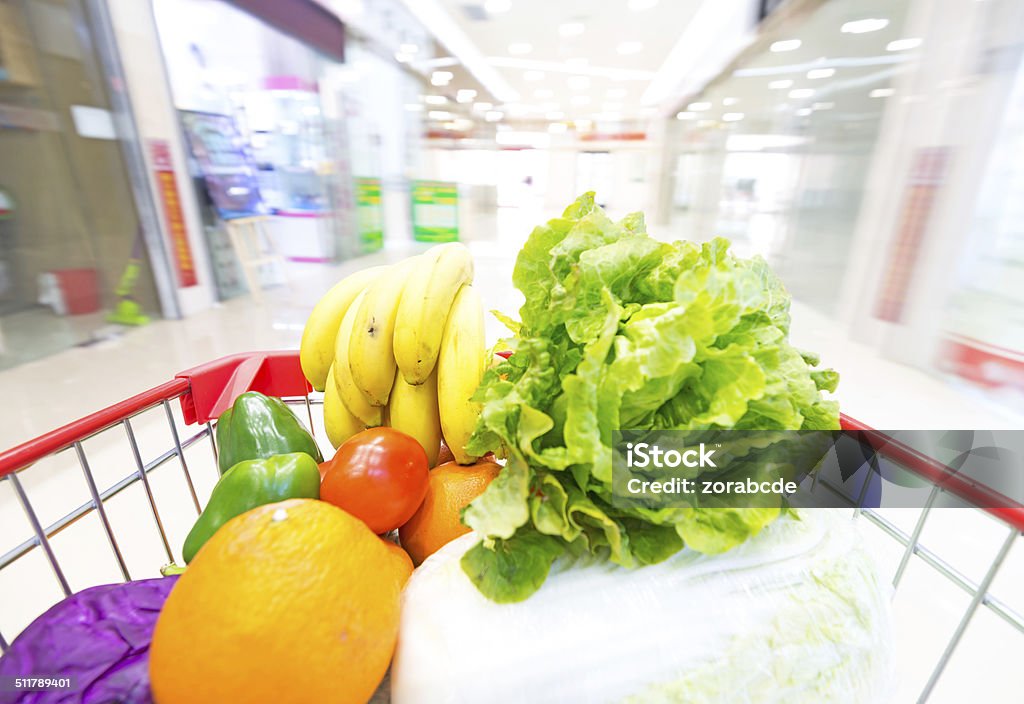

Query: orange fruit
[399,460,502,565]
[150,499,411,704]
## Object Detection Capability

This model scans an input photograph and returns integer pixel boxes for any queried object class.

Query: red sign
[149,140,197,287]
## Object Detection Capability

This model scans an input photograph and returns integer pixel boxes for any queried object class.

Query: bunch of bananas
[299,243,486,466]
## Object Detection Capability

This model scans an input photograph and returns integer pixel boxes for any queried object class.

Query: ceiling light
[887,37,922,51]
[473,102,493,112]
[548,122,568,133]
[722,97,738,106]
[768,79,793,90]
[394,52,412,63]
[570,95,590,106]
[687,101,711,111]
[770,39,801,52]
[484,0,511,14]
[568,76,591,90]
[534,88,554,98]
[616,41,644,55]
[400,43,419,54]
[431,71,453,86]
[789,88,814,99]
[404,103,424,111]
[807,68,835,79]
[795,108,812,116]
[676,111,696,120]
[565,57,589,68]
[812,101,834,110]
[424,95,448,105]
[508,42,533,55]
[456,89,478,103]
[722,112,744,122]
[428,110,454,120]
[523,70,545,81]
[870,88,895,98]
[484,110,504,122]
[841,18,889,34]
[628,0,659,9]
[547,110,565,120]
[559,22,585,37]
[607,88,628,99]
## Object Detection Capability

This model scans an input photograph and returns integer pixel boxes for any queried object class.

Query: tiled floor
[0,206,1021,702]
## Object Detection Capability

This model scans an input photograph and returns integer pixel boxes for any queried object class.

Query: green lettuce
[461,194,840,602]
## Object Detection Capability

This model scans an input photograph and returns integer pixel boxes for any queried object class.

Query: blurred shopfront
[0,0,178,370]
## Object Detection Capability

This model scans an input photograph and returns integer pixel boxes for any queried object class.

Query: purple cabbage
[0,576,177,704]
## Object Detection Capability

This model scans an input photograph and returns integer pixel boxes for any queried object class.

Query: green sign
[411,180,459,242]
[355,177,383,253]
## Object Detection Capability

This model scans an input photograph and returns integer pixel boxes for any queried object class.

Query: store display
[355,177,384,253]
[411,180,459,243]
[179,111,264,219]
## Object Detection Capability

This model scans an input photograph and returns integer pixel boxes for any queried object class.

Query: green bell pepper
[215,391,323,474]
[182,452,321,563]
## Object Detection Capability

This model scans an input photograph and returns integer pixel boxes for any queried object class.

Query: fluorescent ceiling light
[607,88,628,99]
[534,88,554,98]
[722,112,744,122]
[570,95,590,106]
[616,41,644,55]
[807,68,835,79]
[841,18,889,34]
[795,107,812,116]
[687,101,711,111]
[523,70,545,81]
[812,101,834,110]
[424,95,448,104]
[473,102,493,111]
[769,79,793,89]
[676,111,696,120]
[887,37,922,51]
[484,110,504,121]
[789,88,814,99]
[722,97,738,106]
[456,89,477,103]
[508,42,533,55]
[628,0,658,9]
[428,110,454,120]
[484,0,511,13]
[431,71,453,86]
[394,52,412,63]
[870,87,894,98]
[559,22,585,37]
[770,39,801,52]
[568,76,591,90]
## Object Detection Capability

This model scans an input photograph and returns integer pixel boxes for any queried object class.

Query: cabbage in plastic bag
[392,510,892,703]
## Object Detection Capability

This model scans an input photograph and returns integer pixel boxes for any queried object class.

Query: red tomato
[320,428,429,534]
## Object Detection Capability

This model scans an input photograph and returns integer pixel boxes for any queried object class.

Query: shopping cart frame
[0,350,1021,703]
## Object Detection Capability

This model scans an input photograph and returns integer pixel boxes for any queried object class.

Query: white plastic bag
[392,510,893,703]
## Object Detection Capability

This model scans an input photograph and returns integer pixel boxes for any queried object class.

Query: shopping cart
[0,350,1021,703]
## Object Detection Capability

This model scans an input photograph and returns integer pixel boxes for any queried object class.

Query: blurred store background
[1,0,1022,424]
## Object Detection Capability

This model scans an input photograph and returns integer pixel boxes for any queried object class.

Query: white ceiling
[423,0,704,123]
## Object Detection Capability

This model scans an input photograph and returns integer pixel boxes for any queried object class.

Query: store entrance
[0,0,161,369]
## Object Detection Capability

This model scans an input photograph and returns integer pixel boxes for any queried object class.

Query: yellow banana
[333,291,382,427]
[348,256,420,406]
[387,365,442,467]
[437,284,486,465]
[394,243,474,385]
[299,266,387,391]
[323,365,364,449]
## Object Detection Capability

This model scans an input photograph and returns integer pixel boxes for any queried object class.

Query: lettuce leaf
[462,194,840,602]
